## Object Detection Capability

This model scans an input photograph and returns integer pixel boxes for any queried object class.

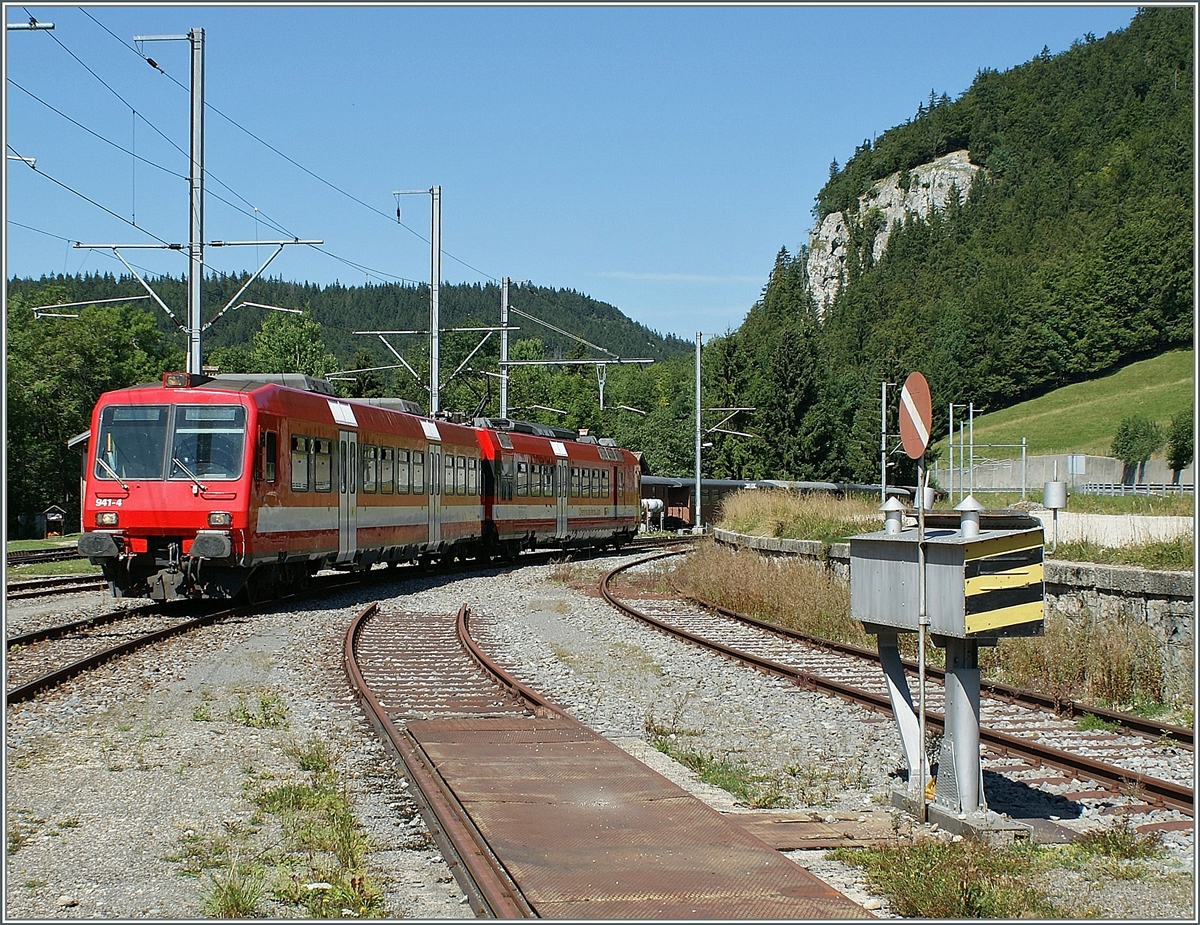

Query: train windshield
[168,405,246,480]
[94,405,170,480]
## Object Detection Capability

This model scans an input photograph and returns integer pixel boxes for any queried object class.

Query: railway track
[5,602,237,705]
[6,574,107,599]
[4,539,680,707]
[7,547,82,567]
[344,595,877,919]
[600,552,1194,818]
[344,603,540,917]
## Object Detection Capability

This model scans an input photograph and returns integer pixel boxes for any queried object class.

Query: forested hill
[4,274,690,363]
[701,5,1193,484]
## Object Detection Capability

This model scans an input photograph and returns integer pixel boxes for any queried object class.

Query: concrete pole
[694,331,702,530]
[187,28,205,375]
[430,186,441,415]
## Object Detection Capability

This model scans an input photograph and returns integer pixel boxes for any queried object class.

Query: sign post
[899,371,932,820]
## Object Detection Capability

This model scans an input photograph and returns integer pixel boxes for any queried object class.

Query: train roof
[79,374,634,457]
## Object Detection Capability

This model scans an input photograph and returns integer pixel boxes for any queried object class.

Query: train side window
[259,430,277,482]
[380,447,394,494]
[570,466,580,498]
[291,436,309,491]
[602,470,610,498]
[313,439,332,492]
[444,454,455,496]
[468,457,478,495]
[531,464,541,498]
[362,444,377,493]
[398,448,411,494]
[456,456,466,494]
[618,469,624,497]
[516,461,528,496]
[412,450,424,495]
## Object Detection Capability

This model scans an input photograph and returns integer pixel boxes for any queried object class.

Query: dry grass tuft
[670,542,868,646]
[716,489,882,544]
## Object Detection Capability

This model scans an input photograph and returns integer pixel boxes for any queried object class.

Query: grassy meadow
[930,348,1193,460]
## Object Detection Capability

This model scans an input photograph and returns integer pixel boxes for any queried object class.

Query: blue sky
[5,3,1141,342]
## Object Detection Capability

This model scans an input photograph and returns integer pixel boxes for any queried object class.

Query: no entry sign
[899,371,932,460]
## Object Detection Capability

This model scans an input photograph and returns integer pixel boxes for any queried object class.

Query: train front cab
[78,373,258,599]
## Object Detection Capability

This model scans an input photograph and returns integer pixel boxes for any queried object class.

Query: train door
[555,458,569,538]
[337,429,358,563]
[428,444,441,547]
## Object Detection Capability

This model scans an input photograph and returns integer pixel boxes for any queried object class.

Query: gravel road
[5,555,1194,920]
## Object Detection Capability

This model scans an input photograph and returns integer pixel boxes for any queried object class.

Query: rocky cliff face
[806,150,981,315]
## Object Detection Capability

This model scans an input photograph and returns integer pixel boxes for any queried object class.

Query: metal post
[958,421,965,502]
[500,277,509,419]
[948,403,955,503]
[942,638,982,814]
[968,401,975,497]
[187,28,205,375]
[694,331,702,531]
[916,459,928,823]
[881,382,889,504]
[1021,437,1027,501]
[430,185,441,415]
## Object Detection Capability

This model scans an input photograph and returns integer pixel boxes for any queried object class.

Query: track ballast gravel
[5,554,1194,919]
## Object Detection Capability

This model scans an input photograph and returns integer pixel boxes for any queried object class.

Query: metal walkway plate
[407,716,873,919]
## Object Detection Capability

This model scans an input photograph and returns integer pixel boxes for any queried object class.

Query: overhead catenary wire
[24,8,577,329]
[32,15,304,247]
[78,8,502,285]
[7,78,189,181]
[6,144,176,248]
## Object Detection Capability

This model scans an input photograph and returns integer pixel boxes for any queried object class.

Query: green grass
[6,535,81,552]
[167,733,384,919]
[930,349,1194,460]
[832,821,1167,918]
[1052,537,1193,571]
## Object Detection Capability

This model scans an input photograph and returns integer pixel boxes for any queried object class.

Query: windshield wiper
[95,455,129,491]
[172,458,208,493]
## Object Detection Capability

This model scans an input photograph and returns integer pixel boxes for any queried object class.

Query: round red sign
[899,371,932,460]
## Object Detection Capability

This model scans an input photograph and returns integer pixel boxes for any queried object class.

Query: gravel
[5,555,1195,919]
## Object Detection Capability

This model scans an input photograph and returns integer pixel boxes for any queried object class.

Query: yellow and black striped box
[849,526,1044,640]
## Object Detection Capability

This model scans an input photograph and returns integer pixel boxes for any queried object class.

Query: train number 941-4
[95,497,123,507]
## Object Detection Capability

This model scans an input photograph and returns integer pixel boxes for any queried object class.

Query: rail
[599,553,1194,815]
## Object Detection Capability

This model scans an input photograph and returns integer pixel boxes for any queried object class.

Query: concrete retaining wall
[1030,511,1193,547]
[712,527,1194,700]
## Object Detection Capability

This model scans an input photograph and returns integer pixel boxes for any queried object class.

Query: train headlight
[95,511,118,527]
[163,372,190,388]
[207,511,232,527]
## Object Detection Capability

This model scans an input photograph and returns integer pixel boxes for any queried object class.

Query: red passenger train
[76,372,641,601]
